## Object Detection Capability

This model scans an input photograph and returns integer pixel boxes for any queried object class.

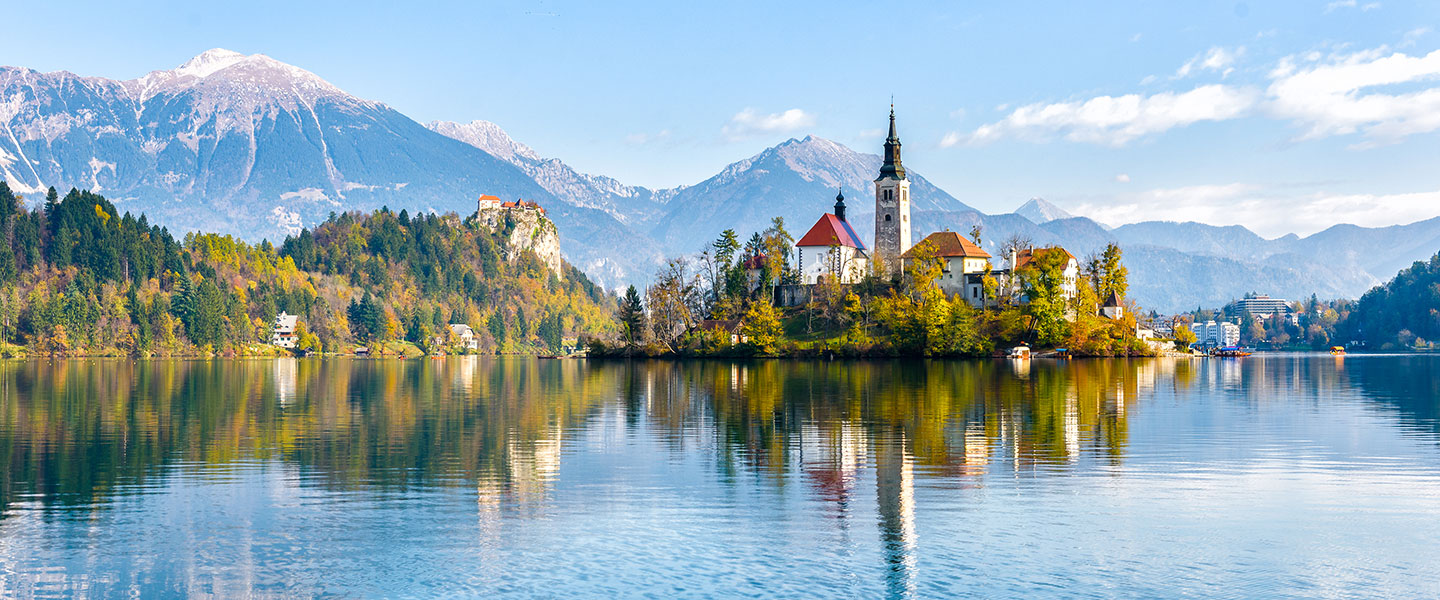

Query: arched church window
[885,214,892,222]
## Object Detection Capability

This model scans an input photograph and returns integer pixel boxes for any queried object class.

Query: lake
[1,356,1438,598]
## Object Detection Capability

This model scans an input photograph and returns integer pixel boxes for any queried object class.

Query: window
[885,214,892,222]
[884,189,892,201]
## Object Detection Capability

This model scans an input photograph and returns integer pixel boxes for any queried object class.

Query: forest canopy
[0,182,615,356]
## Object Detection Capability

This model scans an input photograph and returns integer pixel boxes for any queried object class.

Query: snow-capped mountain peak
[427,120,541,163]
[1016,197,1073,223]
[126,49,353,106]
[174,48,248,79]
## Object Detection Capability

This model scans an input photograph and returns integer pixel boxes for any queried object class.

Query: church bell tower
[874,106,911,272]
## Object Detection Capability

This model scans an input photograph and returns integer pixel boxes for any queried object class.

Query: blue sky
[4,0,1438,236]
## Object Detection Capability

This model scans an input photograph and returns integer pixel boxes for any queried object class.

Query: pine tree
[618,285,645,345]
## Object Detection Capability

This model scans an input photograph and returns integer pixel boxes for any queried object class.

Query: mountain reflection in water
[0,356,1437,598]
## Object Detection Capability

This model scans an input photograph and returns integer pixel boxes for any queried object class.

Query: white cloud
[1114,173,1131,183]
[939,131,963,148]
[1176,46,1244,78]
[1069,183,1440,237]
[1266,48,1440,144]
[958,84,1258,146]
[625,129,672,145]
[1324,0,1381,12]
[721,108,815,141]
[962,45,1440,147]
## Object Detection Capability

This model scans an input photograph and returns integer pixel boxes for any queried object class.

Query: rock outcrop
[474,205,564,277]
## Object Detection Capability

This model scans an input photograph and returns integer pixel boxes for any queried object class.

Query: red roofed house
[477,194,503,211]
[1008,246,1081,300]
[796,190,869,284]
[901,231,992,305]
[742,253,769,292]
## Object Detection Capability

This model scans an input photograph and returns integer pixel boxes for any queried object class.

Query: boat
[1007,345,1031,359]
[1211,346,1252,357]
[1330,346,1346,355]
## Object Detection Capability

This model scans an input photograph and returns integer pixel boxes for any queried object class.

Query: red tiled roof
[742,254,767,269]
[901,231,992,259]
[1015,247,1077,269]
[478,194,501,202]
[797,214,866,250]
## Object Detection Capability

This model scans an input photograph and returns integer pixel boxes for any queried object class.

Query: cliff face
[475,207,564,277]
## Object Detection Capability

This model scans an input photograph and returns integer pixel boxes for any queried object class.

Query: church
[795,107,911,284]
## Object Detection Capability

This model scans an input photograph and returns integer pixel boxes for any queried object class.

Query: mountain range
[3,49,1437,312]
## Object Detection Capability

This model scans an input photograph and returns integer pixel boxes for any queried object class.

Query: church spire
[877,105,906,181]
[834,188,846,222]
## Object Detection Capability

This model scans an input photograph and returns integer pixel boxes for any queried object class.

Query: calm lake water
[1,356,1438,598]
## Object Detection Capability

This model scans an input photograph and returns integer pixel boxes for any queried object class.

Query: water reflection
[1,356,1438,597]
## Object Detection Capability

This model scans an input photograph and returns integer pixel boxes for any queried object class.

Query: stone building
[873,107,911,273]
[901,231,992,306]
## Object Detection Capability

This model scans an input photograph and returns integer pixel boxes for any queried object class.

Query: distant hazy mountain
[1015,197,1073,224]
[0,49,662,288]
[648,135,973,255]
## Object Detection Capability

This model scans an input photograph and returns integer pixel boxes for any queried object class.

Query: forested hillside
[1339,251,1440,350]
[0,182,615,356]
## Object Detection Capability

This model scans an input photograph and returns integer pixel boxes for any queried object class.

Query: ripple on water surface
[0,356,1438,597]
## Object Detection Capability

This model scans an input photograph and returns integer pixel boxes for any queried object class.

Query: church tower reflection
[875,431,917,598]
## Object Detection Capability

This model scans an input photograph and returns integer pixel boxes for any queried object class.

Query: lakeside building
[795,190,869,284]
[448,324,479,350]
[698,319,748,344]
[271,312,299,348]
[1101,291,1125,320]
[901,231,991,306]
[791,108,906,288]
[1232,294,1291,319]
[742,254,770,292]
[1193,320,1241,347]
[994,247,1080,305]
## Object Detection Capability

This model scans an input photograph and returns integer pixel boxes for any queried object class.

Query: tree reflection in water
[3,355,1436,597]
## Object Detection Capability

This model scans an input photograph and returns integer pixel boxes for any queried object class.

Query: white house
[742,254,770,293]
[795,191,869,284]
[901,231,992,306]
[271,312,299,348]
[448,323,479,350]
[1193,320,1241,347]
[1009,246,1080,300]
[1101,291,1125,320]
[476,194,503,211]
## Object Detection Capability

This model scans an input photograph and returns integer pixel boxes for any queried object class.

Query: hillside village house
[901,231,992,306]
[1007,246,1081,301]
[448,324,479,350]
[698,319,748,344]
[795,190,869,284]
[742,254,769,292]
[1101,291,1125,320]
[271,312,299,348]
